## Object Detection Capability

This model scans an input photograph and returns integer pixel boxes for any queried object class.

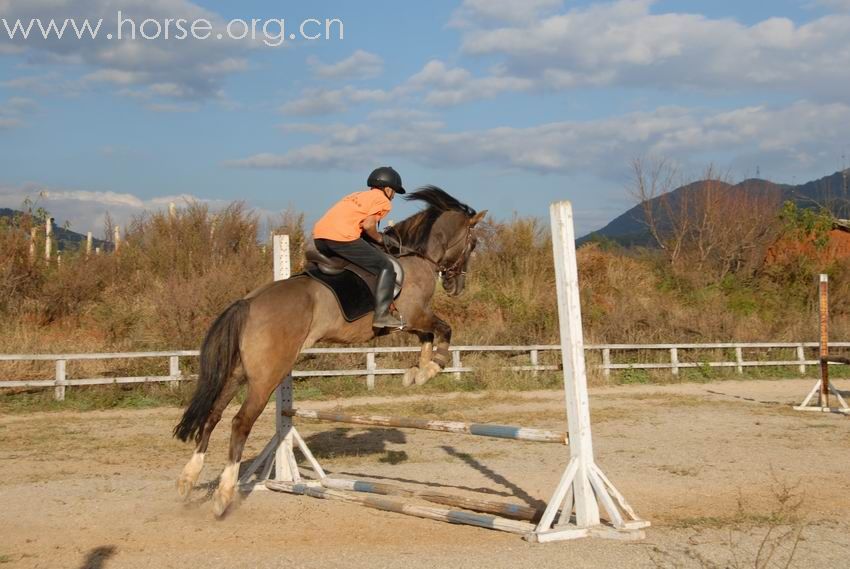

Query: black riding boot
[372,268,404,329]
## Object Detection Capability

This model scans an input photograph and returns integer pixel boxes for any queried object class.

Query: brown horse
[173,187,486,516]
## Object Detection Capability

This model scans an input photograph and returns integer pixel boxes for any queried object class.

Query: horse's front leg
[403,331,434,387]
[413,316,452,386]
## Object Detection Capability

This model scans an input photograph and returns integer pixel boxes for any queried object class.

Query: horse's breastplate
[304,240,404,298]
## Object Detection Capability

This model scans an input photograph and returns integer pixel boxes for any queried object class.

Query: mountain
[0,208,108,252]
[581,170,850,246]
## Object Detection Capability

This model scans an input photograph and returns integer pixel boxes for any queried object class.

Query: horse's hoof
[402,367,418,387]
[176,476,194,500]
[414,361,442,386]
[212,488,233,518]
[176,452,204,500]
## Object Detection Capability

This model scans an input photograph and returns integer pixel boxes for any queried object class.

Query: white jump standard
[253,203,649,542]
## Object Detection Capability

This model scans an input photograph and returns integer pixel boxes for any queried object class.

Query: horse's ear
[468,210,487,226]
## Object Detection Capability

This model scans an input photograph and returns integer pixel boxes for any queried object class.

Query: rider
[312,166,405,329]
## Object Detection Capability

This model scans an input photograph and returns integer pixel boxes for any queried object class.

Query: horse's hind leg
[176,366,243,499]
[211,371,281,517]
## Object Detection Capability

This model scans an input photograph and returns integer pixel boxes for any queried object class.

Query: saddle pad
[303,268,374,322]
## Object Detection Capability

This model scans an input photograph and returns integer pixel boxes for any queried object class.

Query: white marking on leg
[213,462,240,517]
[177,451,205,499]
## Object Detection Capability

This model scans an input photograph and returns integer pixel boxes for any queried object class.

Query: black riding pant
[314,238,394,277]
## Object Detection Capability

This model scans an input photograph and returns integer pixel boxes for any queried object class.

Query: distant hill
[581,170,850,246]
[0,208,108,252]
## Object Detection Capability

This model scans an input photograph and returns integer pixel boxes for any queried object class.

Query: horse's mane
[389,186,476,254]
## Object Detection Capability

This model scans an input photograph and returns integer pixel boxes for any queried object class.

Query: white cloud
[449,0,564,26]
[812,0,850,11]
[227,100,850,181]
[406,60,533,106]
[0,0,256,102]
[144,102,200,113]
[279,86,391,116]
[0,183,250,235]
[0,96,38,128]
[456,0,850,97]
[307,50,383,79]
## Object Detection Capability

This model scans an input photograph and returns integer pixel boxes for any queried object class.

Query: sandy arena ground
[1,378,849,569]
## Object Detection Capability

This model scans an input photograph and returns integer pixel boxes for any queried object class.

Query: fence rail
[2,341,848,401]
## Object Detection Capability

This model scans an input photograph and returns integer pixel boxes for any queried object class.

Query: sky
[1,0,850,237]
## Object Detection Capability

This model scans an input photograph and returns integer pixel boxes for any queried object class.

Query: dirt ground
[1,378,849,569]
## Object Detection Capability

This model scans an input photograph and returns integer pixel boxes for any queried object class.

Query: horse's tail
[173,299,250,443]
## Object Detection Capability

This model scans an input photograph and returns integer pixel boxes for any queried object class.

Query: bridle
[385,223,474,281]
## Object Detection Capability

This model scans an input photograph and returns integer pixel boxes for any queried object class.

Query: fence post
[44,217,53,262]
[602,348,611,379]
[670,347,679,376]
[169,355,180,390]
[452,350,462,379]
[54,359,67,401]
[530,349,539,377]
[86,232,93,257]
[735,346,744,375]
[366,351,376,390]
[29,227,37,261]
[796,344,806,375]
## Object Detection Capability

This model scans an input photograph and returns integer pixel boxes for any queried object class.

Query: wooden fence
[2,341,847,400]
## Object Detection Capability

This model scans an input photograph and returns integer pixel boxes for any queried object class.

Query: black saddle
[302,240,405,322]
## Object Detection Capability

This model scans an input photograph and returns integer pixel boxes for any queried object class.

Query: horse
[173,186,486,516]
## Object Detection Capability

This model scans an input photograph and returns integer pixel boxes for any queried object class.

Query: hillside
[0,208,108,252]
[582,170,850,246]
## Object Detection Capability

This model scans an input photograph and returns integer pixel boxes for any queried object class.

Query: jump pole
[260,201,648,542]
[794,274,850,414]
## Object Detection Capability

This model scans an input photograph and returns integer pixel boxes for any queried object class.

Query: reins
[385,224,473,279]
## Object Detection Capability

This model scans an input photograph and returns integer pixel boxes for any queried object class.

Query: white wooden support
[54,359,66,401]
[44,217,53,262]
[85,232,92,257]
[530,349,539,377]
[534,201,647,542]
[670,348,679,376]
[29,227,37,260]
[169,356,180,378]
[274,376,299,482]
[735,346,744,374]
[796,344,806,375]
[452,350,462,379]
[242,234,327,487]
[366,351,376,390]
[602,348,611,379]
[113,226,121,253]
[168,355,180,391]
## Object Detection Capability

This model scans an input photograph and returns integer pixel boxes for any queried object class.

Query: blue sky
[1,0,850,236]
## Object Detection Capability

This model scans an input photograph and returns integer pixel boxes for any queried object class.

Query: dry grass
[3,201,850,407]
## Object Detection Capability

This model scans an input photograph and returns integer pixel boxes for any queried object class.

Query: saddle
[303,240,405,322]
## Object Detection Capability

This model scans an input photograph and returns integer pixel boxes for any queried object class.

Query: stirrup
[373,312,405,330]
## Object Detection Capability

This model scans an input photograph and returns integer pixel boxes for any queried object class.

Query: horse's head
[391,186,486,297]
[432,208,487,296]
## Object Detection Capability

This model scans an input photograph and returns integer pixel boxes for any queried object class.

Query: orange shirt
[313,189,392,242]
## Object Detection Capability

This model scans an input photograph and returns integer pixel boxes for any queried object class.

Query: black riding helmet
[367,166,406,194]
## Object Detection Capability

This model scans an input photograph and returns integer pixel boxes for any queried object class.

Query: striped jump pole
[282,408,568,444]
